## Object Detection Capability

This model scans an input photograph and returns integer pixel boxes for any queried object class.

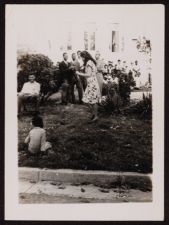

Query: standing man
[133,60,141,76]
[95,51,105,95]
[117,59,122,71]
[129,61,134,74]
[133,60,141,89]
[70,53,83,104]
[59,52,73,104]
[77,50,83,68]
[122,61,127,73]
[18,74,40,115]
[77,50,87,91]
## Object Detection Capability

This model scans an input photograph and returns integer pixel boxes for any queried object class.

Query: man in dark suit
[70,53,83,104]
[59,52,74,104]
[77,50,87,91]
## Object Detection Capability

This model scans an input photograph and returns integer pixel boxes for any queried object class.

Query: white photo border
[5,4,164,221]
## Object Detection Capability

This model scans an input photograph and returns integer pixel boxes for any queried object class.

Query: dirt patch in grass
[18,103,152,173]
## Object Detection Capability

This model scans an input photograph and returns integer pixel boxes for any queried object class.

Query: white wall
[15,5,153,64]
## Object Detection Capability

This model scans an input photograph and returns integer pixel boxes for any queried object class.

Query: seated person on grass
[40,79,58,103]
[24,115,52,156]
[18,74,40,115]
[107,83,121,113]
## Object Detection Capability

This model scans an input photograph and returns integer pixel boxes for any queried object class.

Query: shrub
[17,53,61,92]
[135,93,152,119]
[118,72,136,105]
[123,92,152,119]
[100,71,135,115]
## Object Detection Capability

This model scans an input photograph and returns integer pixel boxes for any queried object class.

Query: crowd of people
[18,50,152,156]
[18,50,152,117]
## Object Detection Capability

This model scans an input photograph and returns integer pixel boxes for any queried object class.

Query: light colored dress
[82,60,102,104]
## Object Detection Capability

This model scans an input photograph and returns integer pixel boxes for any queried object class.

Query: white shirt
[105,75,118,84]
[129,64,134,72]
[64,59,69,65]
[21,81,40,95]
[77,57,84,68]
[112,77,119,84]
[116,63,122,70]
[125,66,130,74]
[133,64,140,72]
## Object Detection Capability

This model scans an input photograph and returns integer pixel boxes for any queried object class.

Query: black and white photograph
[5,4,164,221]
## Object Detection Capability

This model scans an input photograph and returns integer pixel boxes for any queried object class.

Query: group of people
[19,50,104,156]
[18,50,149,120]
[18,50,106,122]
[102,59,142,88]
[18,50,151,156]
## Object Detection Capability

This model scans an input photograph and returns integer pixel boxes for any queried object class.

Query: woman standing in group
[76,51,101,122]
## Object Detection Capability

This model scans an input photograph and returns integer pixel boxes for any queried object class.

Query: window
[84,31,88,50]
[84,23,96,51]
[67,32,72,50]
[90,32,95,50]
[112,31,119,52]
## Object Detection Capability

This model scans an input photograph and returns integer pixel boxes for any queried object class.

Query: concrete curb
[19,167,152,190]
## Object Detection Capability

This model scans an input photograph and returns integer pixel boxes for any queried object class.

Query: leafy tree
[17,53,57,92]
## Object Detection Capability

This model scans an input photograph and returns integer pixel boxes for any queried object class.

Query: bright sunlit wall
[15,5,153,64]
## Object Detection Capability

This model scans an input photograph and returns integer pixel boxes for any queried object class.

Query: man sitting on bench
[18,74,40,115]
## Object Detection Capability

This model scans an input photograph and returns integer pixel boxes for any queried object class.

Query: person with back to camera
[24,115,52,156]
[76,51,102,122]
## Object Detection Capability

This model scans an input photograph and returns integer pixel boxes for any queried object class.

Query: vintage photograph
[5,4,164,221]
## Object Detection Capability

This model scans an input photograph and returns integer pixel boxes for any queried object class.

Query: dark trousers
[61,82,69,104]
[69,78,83,103]
[18,93,40,114]
[79,76,87,91]
[61,77,83,104]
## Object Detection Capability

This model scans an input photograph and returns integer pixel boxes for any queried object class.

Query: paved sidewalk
[19,167,152,190]
[19,180,152,204]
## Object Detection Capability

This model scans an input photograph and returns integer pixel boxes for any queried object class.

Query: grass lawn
[18,102,152,173]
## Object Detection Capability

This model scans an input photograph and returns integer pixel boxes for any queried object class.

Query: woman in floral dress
[76,51,101,122]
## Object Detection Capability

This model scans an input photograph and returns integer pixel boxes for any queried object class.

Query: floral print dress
[82,60,102,104]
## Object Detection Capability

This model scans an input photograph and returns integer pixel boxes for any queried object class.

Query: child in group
[24,115,52,156]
